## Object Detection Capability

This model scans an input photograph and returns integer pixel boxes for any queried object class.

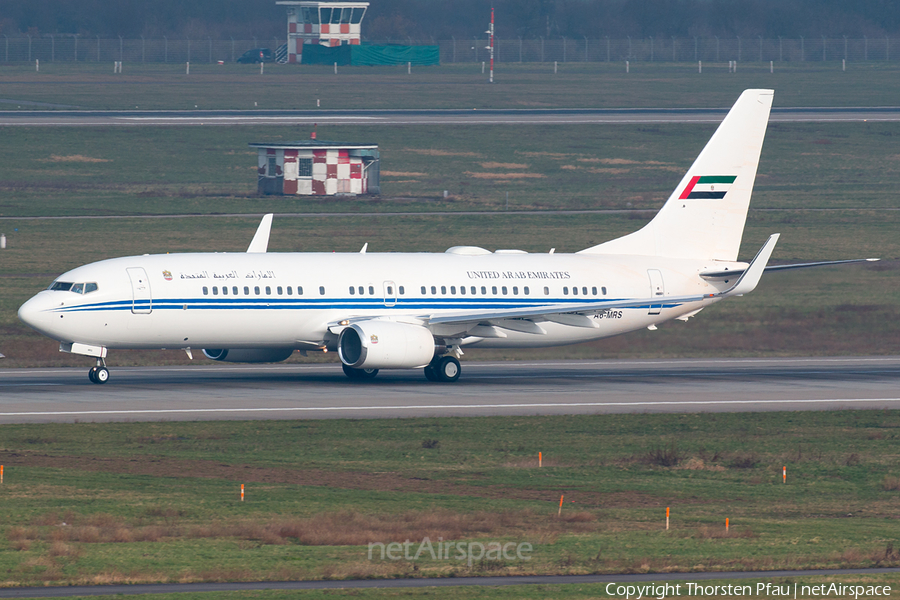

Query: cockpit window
[48,281,98,294]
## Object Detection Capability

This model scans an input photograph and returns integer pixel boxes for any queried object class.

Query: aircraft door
[647,269,664,315]
[126,267,152,314]
[383,281,397,307]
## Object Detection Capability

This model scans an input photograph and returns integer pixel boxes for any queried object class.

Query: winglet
[246,214,273,253]
[722,233,780,297]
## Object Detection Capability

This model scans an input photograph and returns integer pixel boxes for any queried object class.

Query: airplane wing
[422,234,781,330]
[700,258,878,280]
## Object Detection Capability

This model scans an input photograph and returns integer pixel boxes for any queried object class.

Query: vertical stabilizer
[579,89,774,261]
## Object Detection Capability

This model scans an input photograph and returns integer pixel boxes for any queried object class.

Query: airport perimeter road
[2,107,900,126]
[0,356,898,424]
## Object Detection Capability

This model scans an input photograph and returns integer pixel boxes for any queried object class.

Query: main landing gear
[88,358,109,384]
[424,355,460,383]
[342,363,379,380]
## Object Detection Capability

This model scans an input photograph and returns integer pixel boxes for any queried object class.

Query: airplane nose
[18,294,54,336]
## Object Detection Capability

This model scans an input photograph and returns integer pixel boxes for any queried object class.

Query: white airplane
[17,89,875,384]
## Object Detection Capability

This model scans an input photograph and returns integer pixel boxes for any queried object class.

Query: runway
[0,356,898,424]
[2,107,900,126]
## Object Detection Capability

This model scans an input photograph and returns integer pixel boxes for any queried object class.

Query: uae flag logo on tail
[679,175,737,199]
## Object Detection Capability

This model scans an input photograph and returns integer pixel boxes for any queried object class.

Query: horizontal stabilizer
[700,257,879,280]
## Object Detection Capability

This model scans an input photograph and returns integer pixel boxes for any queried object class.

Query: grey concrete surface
[0,356,898,423]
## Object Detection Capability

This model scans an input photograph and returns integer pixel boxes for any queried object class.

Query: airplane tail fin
[579,89,774,261]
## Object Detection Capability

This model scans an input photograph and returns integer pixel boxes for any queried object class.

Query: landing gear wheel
[342,363,379,380]
[88,366,109,384]
[436,356,461,382]
[424,362,439,381]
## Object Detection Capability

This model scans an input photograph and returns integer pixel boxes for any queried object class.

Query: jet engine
[338,320,435,370]
[202,348,294,363]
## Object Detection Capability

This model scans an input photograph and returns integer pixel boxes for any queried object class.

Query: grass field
[1,120,897,366]
[4,62,900,110]
[1,412,899,588]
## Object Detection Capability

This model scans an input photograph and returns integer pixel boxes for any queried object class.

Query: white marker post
[36,59,39,72]
[626,60,629,73]
[485,7,494,83]
[186,61,190,75]
[770,60,774,73]
[698,60,702,73]
[334,62,337,74]
[260,62,264,75]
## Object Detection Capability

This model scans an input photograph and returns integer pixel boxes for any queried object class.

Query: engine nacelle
[338,321,435,369]
[202,348,294,363]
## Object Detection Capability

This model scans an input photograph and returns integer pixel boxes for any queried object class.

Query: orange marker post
[240,484,244,502]
[726,517,729,532]
[783,466,786,483]
[1,464,3,484]
[558,494,564,517]
[539,452,542,468]
[666,506,670,530]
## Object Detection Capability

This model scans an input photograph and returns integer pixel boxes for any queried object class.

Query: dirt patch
[45,155,112,163]
[465,172,545,180]
[381,171,427,177]
[402,148,481,157]
[586,168,630,174]
[479,162,528,169]
[578,158,639,165]
[516,151,571,159]
[0,451,685,508]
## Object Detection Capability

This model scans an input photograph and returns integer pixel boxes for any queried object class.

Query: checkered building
[276,1,369,64]
[250,140,380,196]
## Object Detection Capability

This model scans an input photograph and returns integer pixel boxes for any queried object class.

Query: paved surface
[2,107,900,126]
[1,568,899,598]
[0,357,898,424]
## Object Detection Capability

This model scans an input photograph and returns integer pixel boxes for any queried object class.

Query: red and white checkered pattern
[260,148,363,196]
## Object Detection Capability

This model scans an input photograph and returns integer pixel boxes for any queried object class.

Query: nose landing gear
[88,359,109,384]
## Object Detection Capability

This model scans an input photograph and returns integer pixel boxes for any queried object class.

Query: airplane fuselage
[20,250,736,352]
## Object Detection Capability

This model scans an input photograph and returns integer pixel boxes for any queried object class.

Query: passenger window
[222,286,228,296]
[399,286,405,295]
[421,286,426,294]
[287,286,293,295]
[481,286,487,294]
[512,286,518,295]
[563,287,568,295]
[349,286,355,295]
[592,286,597,295]
[573,287,578,295]
[544,286,549,295]
[202,286,209,295]
[431,286,437,295]
[368,285,374,295]
[212,287,218,295]
[524,286,529,295]
[450,286,456,294]
[358,286,364,295]
[582,287,588,295]
[501,286,508,295]
[319,286,325,295]
[471,286,477,295]
[267,286,272,295]
[460,286,466,295]
[298,286,304,295]
[244,286,250,295]
[254,286,260,295]
[387,286,393,295]
[602,286,607,295]
[492,286,497,295]
[233,286,238,295]
[441,286,446,295]
[277,286,283,295]
[71,283,85,294]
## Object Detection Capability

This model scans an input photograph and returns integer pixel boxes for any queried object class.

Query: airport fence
[0,36,895,65]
